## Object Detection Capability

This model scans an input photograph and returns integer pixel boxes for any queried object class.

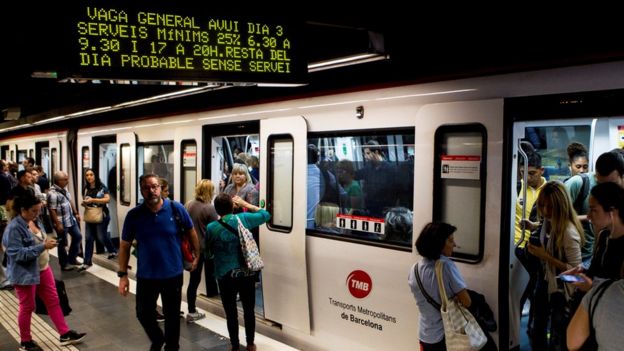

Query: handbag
[35,279,72,316]
[171,201,194,271]
[83,206,103,224]
[435,260,487,351]
[219,216,264,272]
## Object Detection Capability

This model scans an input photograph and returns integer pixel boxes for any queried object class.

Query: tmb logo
[346,270,372,299]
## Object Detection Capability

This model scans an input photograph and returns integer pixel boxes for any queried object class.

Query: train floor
[0,255,297,351]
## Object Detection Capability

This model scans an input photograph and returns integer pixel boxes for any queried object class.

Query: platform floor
[0,255,297,351]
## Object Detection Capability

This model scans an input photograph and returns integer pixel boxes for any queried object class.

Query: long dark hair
[83,168,103,191]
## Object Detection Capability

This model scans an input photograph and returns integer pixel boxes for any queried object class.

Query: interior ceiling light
[308,53,390,73]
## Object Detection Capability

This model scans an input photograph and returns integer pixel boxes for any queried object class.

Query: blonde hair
[230,163,252,184]
[537,181,585,251]
[194,179,215,203]
[315,203,339,228]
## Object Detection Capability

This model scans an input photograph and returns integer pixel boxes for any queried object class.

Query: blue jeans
[57,224,82,268]
[84,220,116,265]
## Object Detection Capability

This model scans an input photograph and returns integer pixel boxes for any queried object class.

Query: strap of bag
[588,279,615,335]
[218,218,239,237]
[170,200,186,237]
[434,260,449,310]
[414,263,441,310]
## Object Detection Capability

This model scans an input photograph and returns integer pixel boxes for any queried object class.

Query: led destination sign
[68,4,306,84]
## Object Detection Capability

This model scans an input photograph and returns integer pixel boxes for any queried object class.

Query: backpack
[566,173,590,214]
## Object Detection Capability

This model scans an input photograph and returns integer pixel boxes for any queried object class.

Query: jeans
[218,272,256,349]
[57,224,82,268]
[186,255,219,313]
[84,221,116,265]
[14,266,70,342]
[136,274,183,351]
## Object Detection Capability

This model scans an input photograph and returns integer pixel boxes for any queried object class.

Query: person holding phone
[562,182,624,291]
[2,193,86,350]
[527,181,584,350]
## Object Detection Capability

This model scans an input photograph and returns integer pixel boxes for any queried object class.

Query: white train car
[4,61,624,350]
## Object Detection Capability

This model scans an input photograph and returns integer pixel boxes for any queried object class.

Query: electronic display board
[65,2,307,84]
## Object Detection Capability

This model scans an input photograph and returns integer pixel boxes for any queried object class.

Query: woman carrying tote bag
[408,222,473,351]
[79,168,117,271]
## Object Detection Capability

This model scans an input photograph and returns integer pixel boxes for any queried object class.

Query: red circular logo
[346,270,373,299]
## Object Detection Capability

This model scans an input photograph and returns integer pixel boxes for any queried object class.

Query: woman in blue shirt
[206,193,270,351]
[407,222,471,351]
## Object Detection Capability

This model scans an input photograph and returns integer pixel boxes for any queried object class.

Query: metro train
[3,61,624,350]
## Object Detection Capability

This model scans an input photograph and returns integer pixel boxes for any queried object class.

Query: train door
[116,132,137,235]
[260,116,310,333]
[509,119,597,350]
[206,122,264,308]
[174,126,201,204]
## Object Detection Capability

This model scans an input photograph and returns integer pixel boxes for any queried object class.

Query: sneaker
[186,311,205,323]
[59,330,86,346]
[77,264,92,272]
[156,310,165,322]
[108,252,118,259]
[61,265,75,271]
[19,340,43,351]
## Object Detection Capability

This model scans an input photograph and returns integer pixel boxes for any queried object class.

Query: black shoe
[156,311,165,322]
[19,340,43,351]
[108,252,118,259]
[60,330,86,346]
[0,284,13,291]
[77,264,92,272]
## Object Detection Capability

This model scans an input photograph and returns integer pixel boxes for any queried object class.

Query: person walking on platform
[47,171,83,271]
[184,179,219,322]
[117,173,200,351]
[206,193,270,351]
[2,193,86,350]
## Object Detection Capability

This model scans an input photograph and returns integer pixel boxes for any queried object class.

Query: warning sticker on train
[440,155,481,180]
[336,214,385,235]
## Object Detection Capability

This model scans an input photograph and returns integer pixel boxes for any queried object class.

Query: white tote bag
[435,260,487,351]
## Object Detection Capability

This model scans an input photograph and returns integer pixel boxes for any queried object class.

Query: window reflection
[307,132,414,247]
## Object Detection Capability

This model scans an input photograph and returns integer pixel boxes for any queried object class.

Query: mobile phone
[558,274,584,283]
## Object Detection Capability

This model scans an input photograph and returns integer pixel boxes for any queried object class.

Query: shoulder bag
[219,216,264,272]
[435,260,487,351]
[82,189,103,224]
[171,201,194,271]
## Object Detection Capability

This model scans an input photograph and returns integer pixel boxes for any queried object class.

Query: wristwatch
[117,271,128,278]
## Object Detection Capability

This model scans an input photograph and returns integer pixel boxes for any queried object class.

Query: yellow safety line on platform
[0,289,79,350]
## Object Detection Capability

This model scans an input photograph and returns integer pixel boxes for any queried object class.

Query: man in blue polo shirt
[117,173,200,351]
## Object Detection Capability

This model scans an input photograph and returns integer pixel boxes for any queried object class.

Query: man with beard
[117,173,200,351]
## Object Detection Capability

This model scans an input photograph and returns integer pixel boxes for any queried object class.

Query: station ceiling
[1,5,623,134]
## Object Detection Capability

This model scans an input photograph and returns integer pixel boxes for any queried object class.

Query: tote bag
[435,260,487,351]
[235,216,264,271]
[83,206,103,224]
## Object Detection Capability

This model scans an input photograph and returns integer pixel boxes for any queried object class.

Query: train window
[81,146,90,190]
[433,124,487,263]
[120,144,131,206]
[267,135,293,232]
[522,125,591,181]
[17,149,27,169]
[307,130,415,249]
[137,143,174,202]
[180,140,197,204]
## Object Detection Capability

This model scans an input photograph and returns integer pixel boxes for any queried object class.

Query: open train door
[260,116,311,334]
[116,132,137,235]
